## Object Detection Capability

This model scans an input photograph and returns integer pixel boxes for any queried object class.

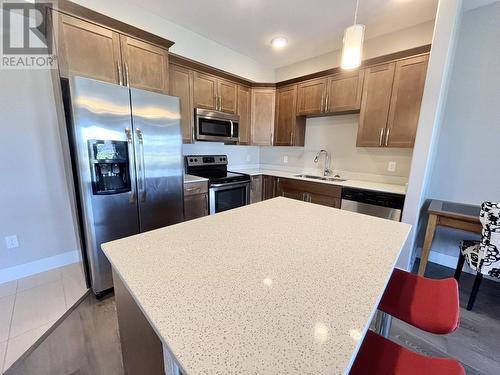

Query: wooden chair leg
[454,252,465,281]
[467,273,483,311]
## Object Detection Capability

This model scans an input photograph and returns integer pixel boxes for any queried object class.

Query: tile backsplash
[184,114,413,182]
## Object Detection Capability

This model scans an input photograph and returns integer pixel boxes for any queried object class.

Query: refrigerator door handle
[135,127,147,202]
[125,127,136,204]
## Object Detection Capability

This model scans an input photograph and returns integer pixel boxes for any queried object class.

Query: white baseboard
[427,251,461,270]
[0,250,81,284]
[415,247,474,274]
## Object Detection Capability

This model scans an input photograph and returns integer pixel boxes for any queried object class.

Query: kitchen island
[102,197,411,375]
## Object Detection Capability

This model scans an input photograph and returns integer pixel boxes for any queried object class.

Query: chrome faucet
[314,150,332,176]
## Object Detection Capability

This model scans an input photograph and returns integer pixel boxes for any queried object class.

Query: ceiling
[127,0,438,68]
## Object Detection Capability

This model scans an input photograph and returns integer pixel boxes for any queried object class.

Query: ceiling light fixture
[271,37,288,49]
[341,0,365,69]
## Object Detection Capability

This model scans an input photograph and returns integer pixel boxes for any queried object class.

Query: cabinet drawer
[184,181,208,196]
[278,178,342,198]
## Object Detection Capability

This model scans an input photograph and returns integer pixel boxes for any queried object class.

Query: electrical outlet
[5,235,19,249]
[283,155,288,163]
[388,161,397,172]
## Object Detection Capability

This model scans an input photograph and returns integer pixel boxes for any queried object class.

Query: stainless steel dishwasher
[340,187,405,221]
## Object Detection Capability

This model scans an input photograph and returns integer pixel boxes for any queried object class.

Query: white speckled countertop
[184,174,208,184]
[102,198,411,375]
[231,168,407,195]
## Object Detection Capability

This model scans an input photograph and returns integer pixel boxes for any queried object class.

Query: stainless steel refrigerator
[64,76,184,296]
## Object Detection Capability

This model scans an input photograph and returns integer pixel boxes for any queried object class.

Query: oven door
[209,181,250,214]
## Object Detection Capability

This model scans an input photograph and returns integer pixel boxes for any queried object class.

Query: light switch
[283,155,288,163]
[388,161,397,172]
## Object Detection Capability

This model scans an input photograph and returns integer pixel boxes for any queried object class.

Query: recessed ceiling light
[271,37,288,49]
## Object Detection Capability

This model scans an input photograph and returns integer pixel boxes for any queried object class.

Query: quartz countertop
[184,174,208,184]
[102,198,411,375]
[230,168,407,195]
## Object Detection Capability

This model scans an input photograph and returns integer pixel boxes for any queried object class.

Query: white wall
[421,1,500,266]
[183,143,260,169]
[0,69,79,270]
[275,21,435,82]
[73,0,275,82]
[399,0,463,270]
[260,115,413,183]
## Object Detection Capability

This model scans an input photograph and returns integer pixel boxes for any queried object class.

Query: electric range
[185,155,251,214]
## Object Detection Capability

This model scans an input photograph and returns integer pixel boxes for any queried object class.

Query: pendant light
[341,0,365,69]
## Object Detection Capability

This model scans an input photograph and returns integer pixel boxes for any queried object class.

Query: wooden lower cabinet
[262,175,278,200]
[184,181,208,220]
[277,178,342,208]
[113,271,164,375]
[250,175,263,203]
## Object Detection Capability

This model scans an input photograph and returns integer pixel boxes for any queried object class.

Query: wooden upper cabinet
[274,85,305,146]
[386,55,428,148]
[217,79,238,114]
[193,72,217,110]
[56,12,121,84]
[296,78,327,116]
[357,62,396,147]
[193,72,237,113]
[120,36,169,94]
[326,70,365,113]
[169,64,193,144]
[251,88,275,146]
[237,85,251,145]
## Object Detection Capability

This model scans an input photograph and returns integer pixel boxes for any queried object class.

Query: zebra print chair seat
[454,202,500,310]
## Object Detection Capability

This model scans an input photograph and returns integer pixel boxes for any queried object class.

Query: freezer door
[69,76,140,294]
[130,89,184,231]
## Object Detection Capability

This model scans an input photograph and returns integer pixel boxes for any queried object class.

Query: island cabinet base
[113,271,165,375]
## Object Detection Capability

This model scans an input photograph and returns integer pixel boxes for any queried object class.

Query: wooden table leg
[418,213,438,276]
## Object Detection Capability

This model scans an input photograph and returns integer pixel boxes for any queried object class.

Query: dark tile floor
[6,262,500,375]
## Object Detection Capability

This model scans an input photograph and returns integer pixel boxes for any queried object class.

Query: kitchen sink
[294,174,346,182]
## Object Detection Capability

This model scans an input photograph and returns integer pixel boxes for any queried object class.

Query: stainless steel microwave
[195,108,239,143]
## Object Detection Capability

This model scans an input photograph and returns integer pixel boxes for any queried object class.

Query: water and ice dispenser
[88,140,131,195]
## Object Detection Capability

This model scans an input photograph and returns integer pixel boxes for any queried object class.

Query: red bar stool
[350,330,465,375]
[378,268,460,334]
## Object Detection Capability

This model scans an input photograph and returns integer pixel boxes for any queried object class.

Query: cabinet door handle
[320,94,325,112]
[124,63,130,88]
[117,61,123,86]
[385,128,391,147]
[325,94,329,112]
[379,128,385,147]
[290,132,294,146]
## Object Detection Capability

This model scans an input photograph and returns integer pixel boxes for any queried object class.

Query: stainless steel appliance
[64,76,184,296]
[185,155,250,214]
[340,187,405,221]
[195,108,239,143]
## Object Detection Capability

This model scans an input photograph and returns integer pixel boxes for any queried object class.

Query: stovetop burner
[185,155,250,185]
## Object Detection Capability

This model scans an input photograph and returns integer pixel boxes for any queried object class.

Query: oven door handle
[210,181,250,189]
